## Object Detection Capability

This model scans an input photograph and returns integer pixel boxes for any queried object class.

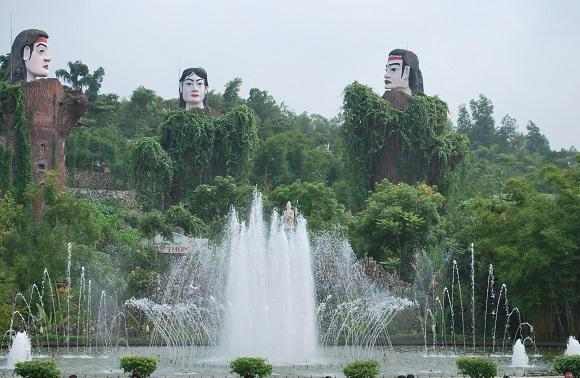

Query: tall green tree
[223,77,244,111]
[84,93,121,128]
[55,61,105,101]
[349,180,445,281]
[270,180,350,232]
[457,104,472,135]
[246,87,291,138]
[468,94,496,148]
[131,137,173,210]
[119,86,165,137]
[459,160,580,337]
[186,175,253,235]
[0,53,10,82]
[66,125,125,173]
[253,131,339,188]
[525,120,550,155]
[496,114,524,151]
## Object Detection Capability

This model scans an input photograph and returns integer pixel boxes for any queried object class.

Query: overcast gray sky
[2,0,579,149]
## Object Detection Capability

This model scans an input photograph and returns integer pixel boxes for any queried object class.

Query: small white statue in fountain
[282,201,296,231]
[188,282,200,296]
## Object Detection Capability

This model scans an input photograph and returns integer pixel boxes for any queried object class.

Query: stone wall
[67,169,127,190]
[68,187,136,207]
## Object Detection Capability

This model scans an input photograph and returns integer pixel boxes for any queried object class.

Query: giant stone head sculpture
[10,29,51,82]
[179,67,209,110]
[384,49,423,95]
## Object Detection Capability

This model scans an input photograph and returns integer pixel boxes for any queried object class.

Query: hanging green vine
[0,81,32,203]
[159,109,217,203]
[214,105,258,179]
[341,82,468,207]
[158,105,257,204]
[0,143,13,195]
[130,136,173,210]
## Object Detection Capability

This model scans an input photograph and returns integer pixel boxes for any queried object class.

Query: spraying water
[127,191,410,365]
[511,339,529,367]
[221,193,318,362]
[470,243,475,352]
[66,242,72,354]
[565,336,580,355]
[6,331,31,369]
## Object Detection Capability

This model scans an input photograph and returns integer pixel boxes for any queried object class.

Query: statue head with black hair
[179,67,209,109]
[10,29,51,82]
[384,49,423,95]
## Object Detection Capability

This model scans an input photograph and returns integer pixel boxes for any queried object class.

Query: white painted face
[180,73,207,109]
[384,55,411,94]
[23,39,50,82]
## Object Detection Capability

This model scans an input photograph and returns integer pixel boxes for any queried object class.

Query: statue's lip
[384,80,391,84]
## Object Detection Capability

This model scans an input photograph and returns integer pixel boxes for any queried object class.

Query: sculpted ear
[23,46,31,61]
[179,82,183,94]
[402,66,411,81]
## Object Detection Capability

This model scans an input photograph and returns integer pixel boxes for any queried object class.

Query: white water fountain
[221,195,318,362]
[420,243,538,356]
[565,336,580,355]
[510,339,529,367]
[0,196,559,376]
[6,331,31,369]
[5,245,128,357]
[127,192,410,365]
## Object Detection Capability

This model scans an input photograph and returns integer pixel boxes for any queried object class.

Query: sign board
[141,232,208,254]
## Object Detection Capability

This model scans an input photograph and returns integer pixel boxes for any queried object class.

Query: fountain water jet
[127,192,411,365]
[4,245,128,357]
[511,339,529,367]
[221,194,318,362]
[421,244,537,356]
[565,336,580,355]
[6,331,31,369]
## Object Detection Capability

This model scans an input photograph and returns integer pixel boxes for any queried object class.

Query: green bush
[343,359,380,378]
[229,357,273,378]
[456,357,497,378]
[14,360,60,378]
[120,355,158,378]
[554,355,580,377]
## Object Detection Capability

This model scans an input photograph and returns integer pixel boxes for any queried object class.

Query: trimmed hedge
[554,355,580,377]
[456,357,497,378]
[14,360,60,378]
[343,359,380,378]
[229,357,273,378]
[120,355,158,378]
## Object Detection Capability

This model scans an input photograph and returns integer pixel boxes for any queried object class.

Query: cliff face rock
[25,78,87,184]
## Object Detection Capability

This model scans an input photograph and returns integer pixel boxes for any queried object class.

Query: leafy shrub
[120,355,158,378]
[554,355,580,377]
[343,359,380,378]
[456,357,497,378]
[14,360,60,378]
[229,357,273,378]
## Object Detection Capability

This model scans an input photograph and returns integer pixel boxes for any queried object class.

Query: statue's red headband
[34,37,48,44]
[388,55,403,62]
